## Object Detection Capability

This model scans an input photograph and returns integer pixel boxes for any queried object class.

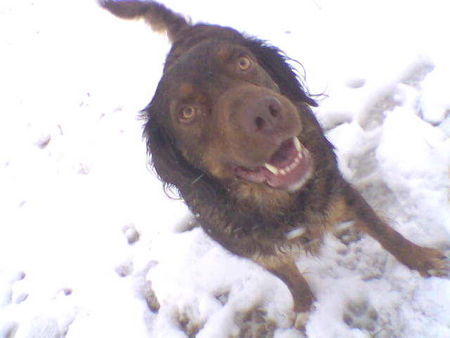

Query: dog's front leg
[253,256,315,328]
[343,183,449,278]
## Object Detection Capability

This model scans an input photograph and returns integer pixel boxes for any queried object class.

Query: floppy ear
[245,39,318,107]
[143,106,192,198]
[143,100,223,201]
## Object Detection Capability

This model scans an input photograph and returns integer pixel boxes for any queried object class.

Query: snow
[0,0,449,337]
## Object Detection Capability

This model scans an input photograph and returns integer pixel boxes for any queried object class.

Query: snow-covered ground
[1,0,449,337]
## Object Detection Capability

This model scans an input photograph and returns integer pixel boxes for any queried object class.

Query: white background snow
[1,0,449,337]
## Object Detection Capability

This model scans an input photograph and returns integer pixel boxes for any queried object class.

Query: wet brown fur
[100,0,449,322]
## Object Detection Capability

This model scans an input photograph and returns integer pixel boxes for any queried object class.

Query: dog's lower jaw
[286,168,314,192]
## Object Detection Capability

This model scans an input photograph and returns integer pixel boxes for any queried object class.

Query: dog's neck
[180,168,344,255]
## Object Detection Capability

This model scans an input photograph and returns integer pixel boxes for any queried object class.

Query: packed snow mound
[0,0,449,337]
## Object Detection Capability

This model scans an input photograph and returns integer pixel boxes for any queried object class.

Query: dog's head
[101,1,337,209]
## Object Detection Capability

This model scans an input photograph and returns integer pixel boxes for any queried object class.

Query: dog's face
[145,26,334,206]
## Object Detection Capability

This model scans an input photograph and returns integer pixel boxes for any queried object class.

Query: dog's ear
[143,105,226,204]
[245,39,318,107]
[99,0,190,42]
[143,108,190,198]
[143,100,218,201]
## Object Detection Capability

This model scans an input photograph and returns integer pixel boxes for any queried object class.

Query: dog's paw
[396,245,450,279]
[343,298,378,333]
[419,248,450,278]
[289,304,315,332]
[402,246,450,278]
[293,311,310,331]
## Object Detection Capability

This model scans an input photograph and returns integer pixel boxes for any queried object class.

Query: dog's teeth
[280,169,286,175]
[293,137,302,152]
[264,163,279,175]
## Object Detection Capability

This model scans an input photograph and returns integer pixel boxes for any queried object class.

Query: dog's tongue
[235,138,313,191]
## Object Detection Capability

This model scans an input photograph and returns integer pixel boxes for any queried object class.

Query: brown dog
[100,0,449,328]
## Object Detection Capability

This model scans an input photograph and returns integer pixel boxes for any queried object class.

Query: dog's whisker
[191,173,205,185]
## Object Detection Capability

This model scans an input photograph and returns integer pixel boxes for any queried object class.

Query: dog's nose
[238,96,283,134]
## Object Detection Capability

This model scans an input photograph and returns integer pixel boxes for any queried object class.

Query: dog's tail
[99,0,190,42]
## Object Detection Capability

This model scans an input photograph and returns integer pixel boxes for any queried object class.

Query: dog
[100,0,449,328]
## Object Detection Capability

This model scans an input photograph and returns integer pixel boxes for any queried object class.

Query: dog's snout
[239,96,284,134]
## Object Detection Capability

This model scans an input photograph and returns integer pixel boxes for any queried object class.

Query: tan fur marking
[178,83,195,98]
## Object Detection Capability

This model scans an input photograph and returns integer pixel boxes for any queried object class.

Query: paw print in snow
[343,298,379,333]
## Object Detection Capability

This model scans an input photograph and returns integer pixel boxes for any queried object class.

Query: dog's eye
[237,56,252,71]
[178,106,197,123]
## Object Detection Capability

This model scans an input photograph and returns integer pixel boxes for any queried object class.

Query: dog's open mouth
[234,137,313,191]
